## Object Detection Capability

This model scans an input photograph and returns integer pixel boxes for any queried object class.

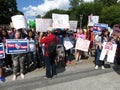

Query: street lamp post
[80,15,83,28]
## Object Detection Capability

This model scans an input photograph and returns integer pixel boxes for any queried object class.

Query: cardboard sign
[75,38,90,52]
[100,42,117,63]
[69,21,78,31]
[0,43,5,59]
[6,39,29,54]
[36,18,52,32]
[52,13,70,28]
[63,37,73,50]
[88,15,99,24]
[11,15,27,30]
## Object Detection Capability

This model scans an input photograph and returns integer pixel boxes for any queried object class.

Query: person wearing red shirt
[39,27,58,79]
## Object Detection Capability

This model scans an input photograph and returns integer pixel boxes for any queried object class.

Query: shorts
[0,59,4,67]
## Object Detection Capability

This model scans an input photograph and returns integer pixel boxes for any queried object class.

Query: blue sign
[0,43,5,59]
[6,39,29,54]
[93,23,108,34]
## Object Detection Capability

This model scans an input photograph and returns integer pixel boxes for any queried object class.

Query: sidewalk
[4,56,95,83]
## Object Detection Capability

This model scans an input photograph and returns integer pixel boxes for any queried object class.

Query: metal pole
[80,15,83,28]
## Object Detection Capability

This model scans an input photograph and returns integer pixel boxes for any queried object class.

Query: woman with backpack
[39,27,58,79]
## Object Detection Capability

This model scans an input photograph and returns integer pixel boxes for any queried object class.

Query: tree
[94,0,118,6]
[69,0,84,9]
[101,3,120,25]
[0,0,20,24]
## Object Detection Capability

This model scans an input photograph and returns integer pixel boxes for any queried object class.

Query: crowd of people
[0,22,120,83]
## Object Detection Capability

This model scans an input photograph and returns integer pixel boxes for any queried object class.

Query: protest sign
[52,13,70,29]
[0,43,5,59]
[69,21,78,32]
[11,15,27,30]
[93,23,108,34]
[36,18,52,32]
[6,39,28,54]
[88,15,99,24]
[63,37,73,50]
[75,38,90,52]
[29,20,36,30]
[100,42,117,63]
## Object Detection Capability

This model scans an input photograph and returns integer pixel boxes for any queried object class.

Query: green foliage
[94,0,118,6]
[101,3,120,25]
[0,0,20,24]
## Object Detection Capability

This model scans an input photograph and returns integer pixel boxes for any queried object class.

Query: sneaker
[12,75,17,81]
[0,77,5,83]
[21,74,25,79]
[95,65,98,69]
[101,66,105,69]
[44,76,52,80]
[69,61,74,64]
[75,60,78,64]
[66,61,70,65]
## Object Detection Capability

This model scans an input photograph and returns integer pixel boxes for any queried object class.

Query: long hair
[99,29,109,43]
[1,28,9,39]
[27,30,35,39]
[14,30,22,39]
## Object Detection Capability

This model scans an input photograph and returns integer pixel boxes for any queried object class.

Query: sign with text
[11,15,27,30]
[36,18,52,32]
[88,15,99,24]
[52,13,70,28]
[100,42,117,63]
[93,23,108,34]
[69,21,78,31]
[75,38,90,52]
[0,43,5,59]
[6,39,28,54]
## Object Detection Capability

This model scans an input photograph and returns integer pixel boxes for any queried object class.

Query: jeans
[45,56,57,78]
[65,49,72,62]
[27,51,37,67]
[12,54,25,75]
[95,48,104,66]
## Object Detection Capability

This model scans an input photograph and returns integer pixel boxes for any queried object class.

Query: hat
[47,27,53,32]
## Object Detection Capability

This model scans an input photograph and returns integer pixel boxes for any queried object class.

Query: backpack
[47,36,57,57]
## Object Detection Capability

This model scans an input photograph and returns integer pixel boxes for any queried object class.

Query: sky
[17,0,94,19]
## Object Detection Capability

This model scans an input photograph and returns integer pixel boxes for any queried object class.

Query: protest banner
[0,43,5,59]
[75,38,90,52]
[11,15,27,30]
[36,18,52,32]
[63,37,73,50]
[52,13,70,29]
[6,39,28,54]
[100,42,117,63]
[69,21,78,32]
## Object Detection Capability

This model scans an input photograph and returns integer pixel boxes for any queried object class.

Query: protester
[63,32,74,65]
[0,36,5,83]
[12,30,26,80]
[25,30,37,69]
[75,28,86,64]
[1,28,13,72]
[94,29,109,69]
[86,23,94,56]
[39,27,58,79]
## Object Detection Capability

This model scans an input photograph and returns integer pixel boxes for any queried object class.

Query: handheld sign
[0,43,5,59]
[6,39,28,54]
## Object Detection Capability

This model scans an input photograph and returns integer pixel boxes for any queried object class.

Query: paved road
[0,65,120,90]
[0,56,120,90]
